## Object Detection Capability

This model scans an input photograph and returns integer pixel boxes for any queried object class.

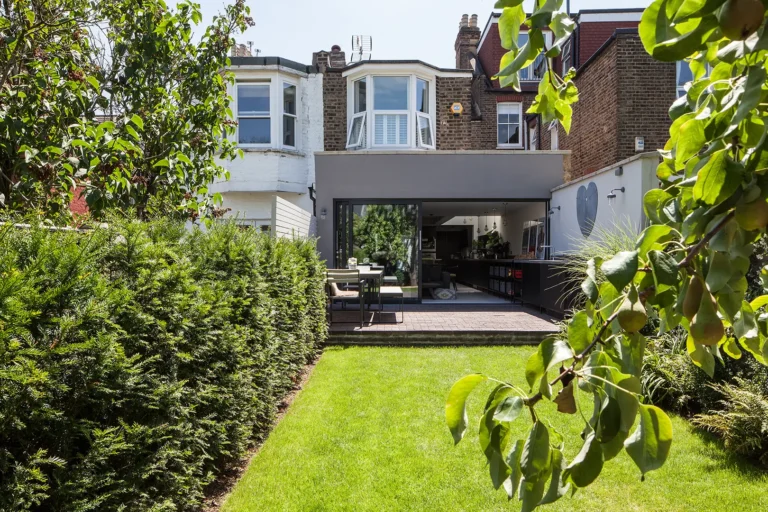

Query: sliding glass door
[335,201,420,299]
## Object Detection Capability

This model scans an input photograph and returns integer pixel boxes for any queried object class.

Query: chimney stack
[312,45,347,72]
[454,13,480,70]
[230,43,252,57]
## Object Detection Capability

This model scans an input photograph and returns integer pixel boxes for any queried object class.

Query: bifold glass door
[335,201,420,299]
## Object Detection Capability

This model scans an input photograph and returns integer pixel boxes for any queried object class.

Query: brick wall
[323,70,346,151]
[616,34,675,163]
[558,39,620,180]
[472,86,536,150]
[577,21,639,66]
[436,76,473,150]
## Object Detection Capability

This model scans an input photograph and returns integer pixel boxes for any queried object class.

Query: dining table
[352,268,383,313]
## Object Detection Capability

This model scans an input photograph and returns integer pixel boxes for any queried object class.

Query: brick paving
[328,304,558,335]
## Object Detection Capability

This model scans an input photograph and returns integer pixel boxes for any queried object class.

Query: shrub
[0,219,327,511]
[693,379,768,467]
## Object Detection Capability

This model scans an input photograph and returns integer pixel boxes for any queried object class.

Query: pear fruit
[618,285,647,333]
[690,288,724,346]
[718,0,764,40]
[682,276,704,321]
[734,198,768,231]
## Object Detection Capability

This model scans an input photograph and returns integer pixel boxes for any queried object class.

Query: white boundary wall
[549,153,660,255]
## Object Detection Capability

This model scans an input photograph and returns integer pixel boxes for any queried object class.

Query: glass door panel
[350,203,420,299]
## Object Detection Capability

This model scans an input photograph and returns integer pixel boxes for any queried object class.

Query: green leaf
[749,295,768,310]
[520,475,548,512]
[153,159,170,168]
[652,15,718,62]
[582,275,599,303]
[499,6,526,50]
[564,433,604,488]
[131,114,144,130]
[648,250,679,290]
[693,150,740,205]
[504,439,525,500]
[676,118,705,165]
[525,337,574,390]
[598,396,622,443]
[446,374,487,444]
[490,424,512,489]
[567,310,591,353]
[733,300,759,343]
[624,404,673,479]
[705,251,732,293]
[636,225,673,258]
[521,421,551,481]
[601,251,639,292]
[494,396,524,422]
[687,334,715,377]
[644,189,674,224]
[539,448,569,505]
[673,0,727,21]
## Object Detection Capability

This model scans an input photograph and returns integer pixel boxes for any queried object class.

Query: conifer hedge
[0,219,327,511]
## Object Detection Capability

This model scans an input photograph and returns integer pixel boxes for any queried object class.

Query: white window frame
[281,80,298,149]
[236,82,271,148]
[416,112,435,149]
[562,37,573,73]
[372,76,410,148]
[345,68,437,151]
[518,31,553,82]
[497,102,524,149]
[550,122,559,150]
[346,112,367,148]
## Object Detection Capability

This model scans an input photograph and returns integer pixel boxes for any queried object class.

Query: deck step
[326,330,553,346]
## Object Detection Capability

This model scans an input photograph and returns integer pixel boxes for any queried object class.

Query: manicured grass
[222,347,768,512]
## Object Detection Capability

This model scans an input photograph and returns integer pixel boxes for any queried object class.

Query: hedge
[0,219,327,511]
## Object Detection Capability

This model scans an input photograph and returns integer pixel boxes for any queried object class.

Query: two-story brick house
[220,8,676,303]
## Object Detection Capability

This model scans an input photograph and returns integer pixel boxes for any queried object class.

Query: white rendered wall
[211,68,323,226]
[549,153,659,256]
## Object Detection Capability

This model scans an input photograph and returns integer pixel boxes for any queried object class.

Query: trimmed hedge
[0,219,327,511]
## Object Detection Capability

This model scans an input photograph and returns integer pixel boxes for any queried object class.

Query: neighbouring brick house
[483,8,678,181]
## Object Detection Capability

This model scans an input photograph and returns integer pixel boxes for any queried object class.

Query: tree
[447,1,768,510]
[0,0,253,220]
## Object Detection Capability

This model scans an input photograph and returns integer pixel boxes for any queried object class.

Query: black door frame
[332,198,551,303]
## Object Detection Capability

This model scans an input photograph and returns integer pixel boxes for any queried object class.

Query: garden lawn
[222,346,768,512]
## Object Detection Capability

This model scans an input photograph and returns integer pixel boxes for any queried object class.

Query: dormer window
[346,70,435,150]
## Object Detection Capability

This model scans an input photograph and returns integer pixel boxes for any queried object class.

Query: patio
[327,303,559,345]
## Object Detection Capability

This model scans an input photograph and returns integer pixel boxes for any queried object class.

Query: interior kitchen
[420,201,568,313]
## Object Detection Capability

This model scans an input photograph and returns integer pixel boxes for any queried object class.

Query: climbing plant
[448,1,768,510]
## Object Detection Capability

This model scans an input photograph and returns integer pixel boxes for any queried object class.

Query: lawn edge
[201,353,321,512]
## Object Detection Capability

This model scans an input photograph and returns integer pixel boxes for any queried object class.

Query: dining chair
[326,269,366,328]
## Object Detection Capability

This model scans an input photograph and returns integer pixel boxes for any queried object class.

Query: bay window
[373,76,409,146]
[283,83,297,147]
[346,72,435,150]
[235,78,300,150]
[237,83,271,145]
[497,103,523,148]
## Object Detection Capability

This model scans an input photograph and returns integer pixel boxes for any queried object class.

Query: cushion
[430,287,456,300]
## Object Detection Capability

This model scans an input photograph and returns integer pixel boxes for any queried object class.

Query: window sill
[238,147,304,157]
[496,145,524,150]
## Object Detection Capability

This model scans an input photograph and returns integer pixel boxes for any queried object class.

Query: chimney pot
[470,14,478,28]
[460,14,468,28]
[331,44,341,52]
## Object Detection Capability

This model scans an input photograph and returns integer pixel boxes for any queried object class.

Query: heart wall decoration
[576,182,598,238]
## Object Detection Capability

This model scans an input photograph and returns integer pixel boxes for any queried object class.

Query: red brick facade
[577,21,640,66]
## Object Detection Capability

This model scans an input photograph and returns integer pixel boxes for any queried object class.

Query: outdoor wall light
[549,206,560,215]
[607,187,625,200]
[615,166,624,176]
[320,207,327,220]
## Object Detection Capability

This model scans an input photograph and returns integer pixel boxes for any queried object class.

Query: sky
[190,0,650,69]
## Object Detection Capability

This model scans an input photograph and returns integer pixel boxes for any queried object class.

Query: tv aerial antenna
[350,35,373,62]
